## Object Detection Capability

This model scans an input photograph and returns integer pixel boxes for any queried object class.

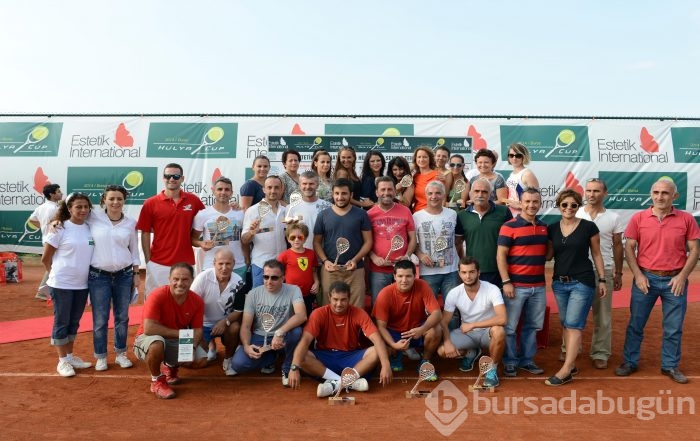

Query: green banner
[146,123,238,158]
[500,125,590,162]
[324,123,414,136]
[0,123,62,157]
[67,166,158,205]
[0,211,41,246]
[267,135,472,154]
[670,127,700,163]
[600,171,687,210]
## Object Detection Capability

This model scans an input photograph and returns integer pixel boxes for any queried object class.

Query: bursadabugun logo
[500,125,590,162]
[600,171,687,210]
[0,122,62,156]
[146,123,238,158]
[671,127,700,163]
[66,166,157,205]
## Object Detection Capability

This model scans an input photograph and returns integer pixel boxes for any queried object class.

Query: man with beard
[284,170,331,250]
[313,178,373,308]
[287,281,392,397]
[437,257,506,388]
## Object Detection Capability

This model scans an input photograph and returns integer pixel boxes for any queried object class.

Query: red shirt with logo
[277,248,318,296]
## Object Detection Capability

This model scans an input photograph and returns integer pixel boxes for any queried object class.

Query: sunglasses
[66,192,89,204]
[288,235,305,241]
[560,202,580,209]
[263,275,281,281]
[448,163,464,168]
[508,153,524,159]
[163,174,182,180]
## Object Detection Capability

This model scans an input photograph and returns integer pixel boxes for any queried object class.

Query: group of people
[36,143,699,399]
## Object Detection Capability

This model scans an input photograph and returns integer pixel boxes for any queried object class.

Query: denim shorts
[552,280,594,330]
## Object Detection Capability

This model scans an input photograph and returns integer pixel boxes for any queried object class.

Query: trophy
[468,356,496,393]
[448,179,466,208]
[397,174,413,189]
[384,235,405,262]
[256,200,273,233]
[334,237,350,270]
[328,367,359,405]
[257,312,276,353]
[405,362,435,398]
[211,216,232,245]
[431,235,448,267]
[284,191,304,223]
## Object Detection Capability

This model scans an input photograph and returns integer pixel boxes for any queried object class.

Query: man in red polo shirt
[137,163,205,298]
[615,178,700,384]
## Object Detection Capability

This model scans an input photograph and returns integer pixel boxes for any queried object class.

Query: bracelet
[502,279,512,285]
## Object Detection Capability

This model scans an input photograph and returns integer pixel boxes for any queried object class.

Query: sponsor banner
[0,211,41,246]
[146,123,238,158]
[0,122,63,157]
[592,124,669,164]
[66,167,158,205]
[500,125,590,162]
[65,121,145,159]
[324,123,414,136]
[670,127,700,163]
[267,135,472,154]
[600,171,687,210]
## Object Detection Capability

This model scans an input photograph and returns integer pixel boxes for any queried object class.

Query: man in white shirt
[28,183,63,300]
[284,171,331,250]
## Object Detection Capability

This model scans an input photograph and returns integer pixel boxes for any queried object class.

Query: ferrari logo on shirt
[297,257,308,271]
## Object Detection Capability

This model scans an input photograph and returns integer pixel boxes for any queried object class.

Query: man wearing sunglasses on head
[137,163,205,299]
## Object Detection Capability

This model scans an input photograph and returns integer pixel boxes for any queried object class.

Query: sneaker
[115,353,133,368]
[404,348,421,361]
[419,360,438,382]
[483,369,500,388]
[150,376,176,399]
[458,348,482,372]
[67,355,92,369]
[317,379,339,398]
[95,358,108,371]
[160,363,180,385]
[260,363,275,374]
[544,374,573,386]
[349,378,369,392]
[614,362,638,377]
[282,372,290,387]
[35,292,50,300]
[57,360,76,377]
[390,353,404,372]
[519,362,545,375]
[661,368,689,384]
[504,364,517,377]
[207,349,217,362]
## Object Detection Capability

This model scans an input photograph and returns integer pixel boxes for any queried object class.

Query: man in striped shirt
[496,188,548,378]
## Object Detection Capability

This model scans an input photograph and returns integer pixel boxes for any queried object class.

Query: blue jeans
[622,271,688,370]
[251,264,264,288]
[552,280,594,330]
[369,271,394,306]
[50,287,89,346]
[421,272,459,299]
[503,285,546,367]
[88,267,133,358]
[231,327,302,374]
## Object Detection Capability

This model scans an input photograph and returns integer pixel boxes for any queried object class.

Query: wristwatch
[274,330,286,338]
[290,364,298,372]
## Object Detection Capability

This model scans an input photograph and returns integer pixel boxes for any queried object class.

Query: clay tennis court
[1,256,698,440]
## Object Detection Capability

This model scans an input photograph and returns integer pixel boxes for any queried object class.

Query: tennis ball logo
[314,137,322,145]
[122,171,144,191]
[556,129,576,147]
[382,128,401,136]
[31,126,50,142]
[376,138,384,146]
[659,175,674,183]
[206,126,225,143]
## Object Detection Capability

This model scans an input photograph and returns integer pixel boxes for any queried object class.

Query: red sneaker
[160,363,180,385]
[150,376,175,399]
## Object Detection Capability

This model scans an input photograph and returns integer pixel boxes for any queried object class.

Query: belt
[640,267,682,277]
[90,265,132,277]
[555,276,577,283]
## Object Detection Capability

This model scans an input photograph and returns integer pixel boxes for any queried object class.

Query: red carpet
[0,306,143,344]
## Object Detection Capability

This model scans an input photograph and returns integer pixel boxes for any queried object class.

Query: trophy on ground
[384,235,405,262]
[284,191,304,223]
[257,312,276,353]
[468,355,496,393]
[448,179,466,208]
[328,367,359,405]
[405,362,435,398]
[334,237,350,270]
[431,235,448,267]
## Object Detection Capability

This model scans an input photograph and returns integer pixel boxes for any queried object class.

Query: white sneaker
[95,358,108,371]
[115,353,133,368]
[57,360,76,377]
[316,379,339,398]
[68,355,92,369]
[207,349,217,361]
[349,378,369,392]
[404,348,421,361]
[282,372,290,387]
[223,358,237,377]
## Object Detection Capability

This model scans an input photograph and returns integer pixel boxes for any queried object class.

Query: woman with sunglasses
[404,146,453,213]
[545,189,606,386]
[311,150,333,202]
[446,154,469,209]
[504,143,540,214]
[386,156,411,205]
[280,149,301,203]
[42,193,95,377]
[87,185,140,371]
[240,155,270,210]
[358,151,386,209]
